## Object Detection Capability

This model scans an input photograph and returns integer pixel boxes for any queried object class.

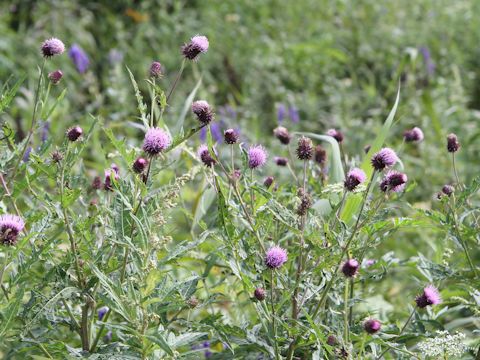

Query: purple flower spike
[41,38,65,57]
[371,148,398,171]
[248,145,268,169]
[97,306,109,321]
[277,103,286,123]
[0,214,25,246]
[404,127,424,143]
[380,170,408,193]
[197,144,216,167]
[182,35,209,61]
[341,259,359,277]
[288,105,300,123]
[143,127,171,156]
[416,285,441,308]
[364,319,382,334]
[344,168,366,191]
[68,44,90,74]
[326,128,344,143]
[265,246,288,269]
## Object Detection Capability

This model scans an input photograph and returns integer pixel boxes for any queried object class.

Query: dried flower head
[404,127,424,142]
[326,128,344,143]
[344,168,366,191]
[254,287,266,301]
[67,126,83,141]
[273,126,291,145]
[416,285,442,308]
[296,193,312,216]
[187,296,199,308]
[265,246,288,269]
[341,259,359,277]
[51,150,63,163]
[133,157,148,174]
[224,129,239,144]
[41,38,65,57]
[143,127,171,155]
[182,35,209,60]
[441,184,454,196]
[149,61,163,78]
[314,145,327,165]
[364,319,382,334]
[274,156,288,166]
[48,70,63,85]
[248,145,268,169]
[192,100,214,124]
[0,214,25,246]
[197,144,216,167]
[296,136,313,160]
[371,148,398,171]
[264,176,274,188]
[447,133,460,153]
[380,170,408,193]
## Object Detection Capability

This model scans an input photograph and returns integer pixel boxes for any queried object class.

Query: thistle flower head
[254,287,266,301]
[447,133,460,153]
[371,148,398,171]
[273,126,291,145]
[182,35,209,60]
[344,168,366,191]
[104,165,120,191]
[265,246,288,269]
[263,176,274,188]
[187,296,199,308]
[149,61,163,78]
[224,129,239,144]
[67,126,83,141]
[197,144,216,167]
[342,259,359,277]
[380,170,408,193]
[0,214,25,246]
[404,127,424,142]
[364,319,382,334]
[92,176,102,190]
[416,285,442,308]
[48,70,63,85]
[41,38,65,57]
[314,145,327,165]
[143,127,171,155]
[248,145,268,169]
[326,128,344,143]
[326,335,337,346]
[296,136,313,160]
[296,193,312,216]
[133,157,148,174]
[274,156,288,166]
[51,150,63,163]
[192,100,214,124]
[441,184,454,196]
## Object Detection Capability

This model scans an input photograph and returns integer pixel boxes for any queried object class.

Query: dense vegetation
[0,1,479,359]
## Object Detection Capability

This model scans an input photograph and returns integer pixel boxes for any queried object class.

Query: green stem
[452,153,461,188]
[271,270,280,360]
[0,252,10,299]
[343,280,350,343]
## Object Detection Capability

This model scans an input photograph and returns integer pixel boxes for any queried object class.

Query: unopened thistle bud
[296,136,313,160]
[273,126,291,145]
[404,127,424,142]
[187,296,199,308]
[133,157,148,173]
[149,61,163,78]
[326,128,344,143]
[364,319,381,334]
[314,145,327,165]
[48,70,63,85]
[341,259,359,277]
[441,184,454,196]
[447,133,460,153]
[254,288,266,301]
[224,128,239,144]
[192,100,214,124]
[197,145,216,167]
[264,176,274,188]
[296,193,312,216]
[274,156,288,166]
[67,126,83,141]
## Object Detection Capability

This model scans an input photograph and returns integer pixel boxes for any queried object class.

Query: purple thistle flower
[97,306,109,321]
[149,61,163,78]
[296,136,313,160]
[0,214,25,246]
[254,287,266,301]
[447,133,460,153]
[415,285,441,308]
[344,168,366,191]
[224,128,239,144]
[326,128,344,143]
[273,126,291,145]
[92,176,102,190]
[192,100,214,124]
[143,127,171,155]
[197,144,216,167]
[274,156,288,166]
[182,35,209,61]
[277,103,286,123]
[41,38,65,58]
[296,193,312,216]
[133,157,148,174]
[104,165,120,191]
[364,319,382,334]
[341,259,359,277]
[404,127,424,143]
[67,126,82,142]
[48,70,63,85]
[441,184,454,196]
[314,145,327,166]
[288,105,300,123]
[68,44,90,74]
[263,176,274,188]
[380,170,408,193]
[371,148,398,171]
[327,335,337,346]
[265,246,288,269]
[248,145,268,169]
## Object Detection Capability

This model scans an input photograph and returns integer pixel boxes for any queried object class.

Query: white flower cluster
[417,330,467,358]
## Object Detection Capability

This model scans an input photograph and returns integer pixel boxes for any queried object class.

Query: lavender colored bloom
[341,259,359,277]
[205,350,212,358]
[69,44,90,74]
[41,121,50,143]
[371,148,398,171]
[23,146,32,162]
[48,70,63,85]
[344,168,366,191]
[273,126,291,145]
[133,157,148,173]
[248,145,268,169]
[265,246,288,269]
[67,126,83,142]
[296,136,313,160]
[210,122,223,142]
[143,127,171,155]
[0,214,25,246]
[197,144,216,167]
[364,259,376,267]
[380,170,408,193]
[202,341,210,348]
[274,156,288,166]
[416,285,442,308]
[103,330,112,342]
[97,306,109,321]
[224,128,239,144]
[288,105,300,123]
[149,61,163,78]
[277,103,286,123]
[104,165,120,191]
[364,319,381,334]
[447,133,460,153]
[263,176,274,188]
[441,184,454,196]
[41,38,65,57]
[404,127,424,143]
[326,128,344,143]
[182,35,209,60]
[200,127,207,142]
[254,287,266,301]
[419,46,436,76]
[192,100,214,124]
